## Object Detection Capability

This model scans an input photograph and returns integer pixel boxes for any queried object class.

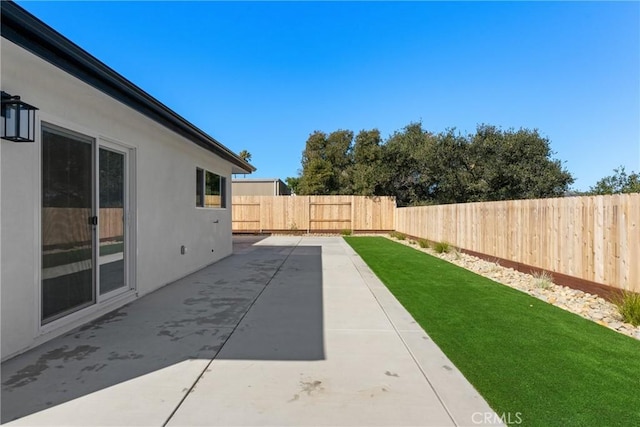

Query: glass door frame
[40,124,96,324]
[38,117,136,330]
[96,139,132,303]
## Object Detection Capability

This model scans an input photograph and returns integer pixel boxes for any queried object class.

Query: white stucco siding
[1,39,234,360]
[135,141,233,294]
[0,137,40,360]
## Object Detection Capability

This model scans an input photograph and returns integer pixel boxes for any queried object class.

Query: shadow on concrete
[1,238,323,423]
[231,234,269,253]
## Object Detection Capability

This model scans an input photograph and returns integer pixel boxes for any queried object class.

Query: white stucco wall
[1,39,235,360]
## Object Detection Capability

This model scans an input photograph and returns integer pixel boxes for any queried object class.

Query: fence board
[394,194,640,292]
[232,195,396,233]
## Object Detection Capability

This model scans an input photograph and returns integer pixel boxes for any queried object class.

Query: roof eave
[0,1,256,174]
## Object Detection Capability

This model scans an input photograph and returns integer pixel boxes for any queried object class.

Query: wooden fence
[43,193,637,292]
[232,195,396,233]
[395,194,640,292]
[42,208,123,247]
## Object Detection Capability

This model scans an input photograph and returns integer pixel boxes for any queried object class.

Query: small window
[196,168,226,208]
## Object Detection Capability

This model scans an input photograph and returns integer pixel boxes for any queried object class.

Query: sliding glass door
[41,126,94,322]
[41,124,129,324]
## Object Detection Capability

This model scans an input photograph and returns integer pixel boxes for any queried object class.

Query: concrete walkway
[2,236,501,426]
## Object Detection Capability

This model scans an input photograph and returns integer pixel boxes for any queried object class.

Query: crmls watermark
[472,411,523,425]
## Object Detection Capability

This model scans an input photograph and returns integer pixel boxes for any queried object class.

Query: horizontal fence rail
[232,195,396,233]
[394,194,640,293]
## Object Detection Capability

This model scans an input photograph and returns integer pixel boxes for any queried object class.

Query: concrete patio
[1,236,501,426]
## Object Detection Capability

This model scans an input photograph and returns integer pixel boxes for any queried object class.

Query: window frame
[196,167,226,209]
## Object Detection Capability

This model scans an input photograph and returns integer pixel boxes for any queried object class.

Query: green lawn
[345,237,640,427]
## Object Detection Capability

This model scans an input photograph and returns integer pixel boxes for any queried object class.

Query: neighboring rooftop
[232,178,284,182]
[232,178,291,196]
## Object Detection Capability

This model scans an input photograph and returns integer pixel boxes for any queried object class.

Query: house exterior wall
[232,180,291,196]
[1,38,234,360]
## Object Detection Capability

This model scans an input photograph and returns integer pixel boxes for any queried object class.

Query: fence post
[259,197,263,234]
[307,196,311,234]
[350,196,355,232]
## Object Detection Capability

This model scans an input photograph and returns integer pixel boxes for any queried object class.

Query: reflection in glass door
[42,125,130,324]
[99,147,126,295]
[41,126,95,322]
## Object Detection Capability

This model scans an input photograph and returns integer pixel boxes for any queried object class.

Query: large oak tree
[293,122,575,205]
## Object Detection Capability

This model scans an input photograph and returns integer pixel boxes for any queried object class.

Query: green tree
[382,122,436,206]
[466,125,574,201]
[299,158,334,194]
[298,130,354,194]
[325,130,354,193]
[350,129,385,196]
[292,122,574,205]
[429,128,478,204]
[285,176,301,194]
[235,150,253,177]
[299,131,330,194]
[238,150,252,162]
[586,166,640,195]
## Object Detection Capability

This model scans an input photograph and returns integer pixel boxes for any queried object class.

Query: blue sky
[16,1,640,191]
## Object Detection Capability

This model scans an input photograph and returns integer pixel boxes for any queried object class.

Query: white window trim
[195,166,227,209]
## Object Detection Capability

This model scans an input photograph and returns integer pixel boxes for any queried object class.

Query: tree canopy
[291,122,575,206]
[238,150,252,162]
[285,176,301,195]
[584,166,640,195]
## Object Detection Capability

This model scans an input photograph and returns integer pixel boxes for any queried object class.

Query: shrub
[390,231,406,240]
[612,290,640,326]
[433,241,451,253]
[417,238,430,248]
[341,229,352,236]
[532,271,554,289]
[288,222,303,235]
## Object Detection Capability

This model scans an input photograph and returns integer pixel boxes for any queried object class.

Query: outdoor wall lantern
[1,91,38,142]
